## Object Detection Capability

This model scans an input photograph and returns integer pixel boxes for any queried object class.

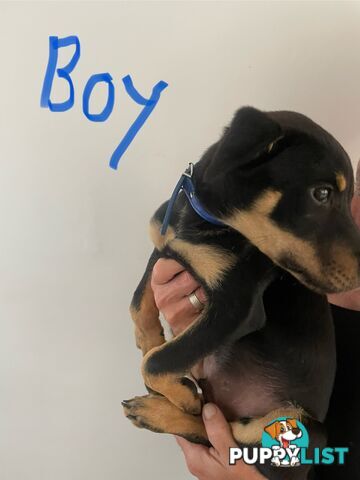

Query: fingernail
[203,403,217,420]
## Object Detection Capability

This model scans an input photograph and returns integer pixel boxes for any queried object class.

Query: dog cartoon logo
[262,417,309,467]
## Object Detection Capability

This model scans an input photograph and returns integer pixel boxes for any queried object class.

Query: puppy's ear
[287,418,298,429]
[264,422,279,439]
[214,106,283,167]
[200,107,284,190]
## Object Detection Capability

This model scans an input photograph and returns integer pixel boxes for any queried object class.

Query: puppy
[265,419,302,467]
[123,107,360,479]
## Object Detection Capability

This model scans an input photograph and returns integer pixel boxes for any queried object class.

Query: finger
[175,436,212,475]
[194,286,207,304]
[202,403,238,460]
[176,436,266,480]
[170,270,201,298]
[161,296,199,323]
[161,297,198,322]
[175,435,207,454]
[152,259,185,285]
[155,271,200,307]
[161,298,198,333]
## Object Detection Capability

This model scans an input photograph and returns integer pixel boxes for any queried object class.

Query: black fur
[128,107,360,479]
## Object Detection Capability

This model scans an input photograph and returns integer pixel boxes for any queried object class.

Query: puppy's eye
[311,186,332,204]
[280,427,285,433]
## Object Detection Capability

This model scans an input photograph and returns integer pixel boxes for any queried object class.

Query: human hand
[151,263,266,477]
[176,403,267,480]
[328,161,360,311]
[151,258,207,336]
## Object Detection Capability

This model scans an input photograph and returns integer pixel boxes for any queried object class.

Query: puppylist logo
[229,417,349,468]
[262,417,308,467]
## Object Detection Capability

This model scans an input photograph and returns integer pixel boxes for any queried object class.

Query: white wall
[1,1,360,479]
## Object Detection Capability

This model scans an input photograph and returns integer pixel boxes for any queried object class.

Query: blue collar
[161,163,225,235]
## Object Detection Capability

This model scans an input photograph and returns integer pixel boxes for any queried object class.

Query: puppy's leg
[130,249,165,356]
[123,395,305,445]
[229,405,307,445]
[123,396,322,480]
[141,276,268,415]
[135,241,273,415]
[122,394,209,445]
[130,209,177,356]
[123,395,311,451]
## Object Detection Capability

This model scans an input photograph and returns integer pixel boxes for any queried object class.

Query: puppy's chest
[198,319,334,422]
[199,351,283,421]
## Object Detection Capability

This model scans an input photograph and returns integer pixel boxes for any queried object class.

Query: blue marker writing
[40,35,168,167]
[40,36,80,112]
[109,75,168,169]
[83,73,115,122]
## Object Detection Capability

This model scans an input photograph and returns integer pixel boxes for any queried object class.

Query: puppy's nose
[292,427,300,435]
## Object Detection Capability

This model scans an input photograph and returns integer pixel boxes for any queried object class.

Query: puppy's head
[200,106,360,294]
[264,419,302,444]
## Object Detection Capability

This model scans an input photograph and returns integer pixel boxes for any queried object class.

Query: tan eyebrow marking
[336,172,347,192]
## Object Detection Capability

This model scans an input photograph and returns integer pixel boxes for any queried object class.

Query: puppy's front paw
[144,375,202,416]
[122,394,209,445]
[122,395,162,432]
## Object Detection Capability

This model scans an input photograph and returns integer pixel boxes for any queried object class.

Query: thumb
[202,403,237,459]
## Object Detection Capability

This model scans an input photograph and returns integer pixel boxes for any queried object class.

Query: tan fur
[123,395,207,440]
[144,373,201,414]
[230,405,306,445]
[170,239,237,288]
[142,340,203,414]
[125,396,305,446]
[150,219,236,289]
[336,172,347,192]
[224,189,323,282]
[130,280,164,356]
[223,189,358,290]
[124,397,305,447]
[140,294,208,414]
[149,219,176,250]
[327,244,359,291]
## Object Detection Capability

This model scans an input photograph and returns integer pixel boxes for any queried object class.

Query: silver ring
[188,291,204,312]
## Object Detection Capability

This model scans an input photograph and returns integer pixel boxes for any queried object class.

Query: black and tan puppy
[123,107,360,479]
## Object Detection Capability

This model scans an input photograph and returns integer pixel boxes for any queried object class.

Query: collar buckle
[182,162,194,178]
